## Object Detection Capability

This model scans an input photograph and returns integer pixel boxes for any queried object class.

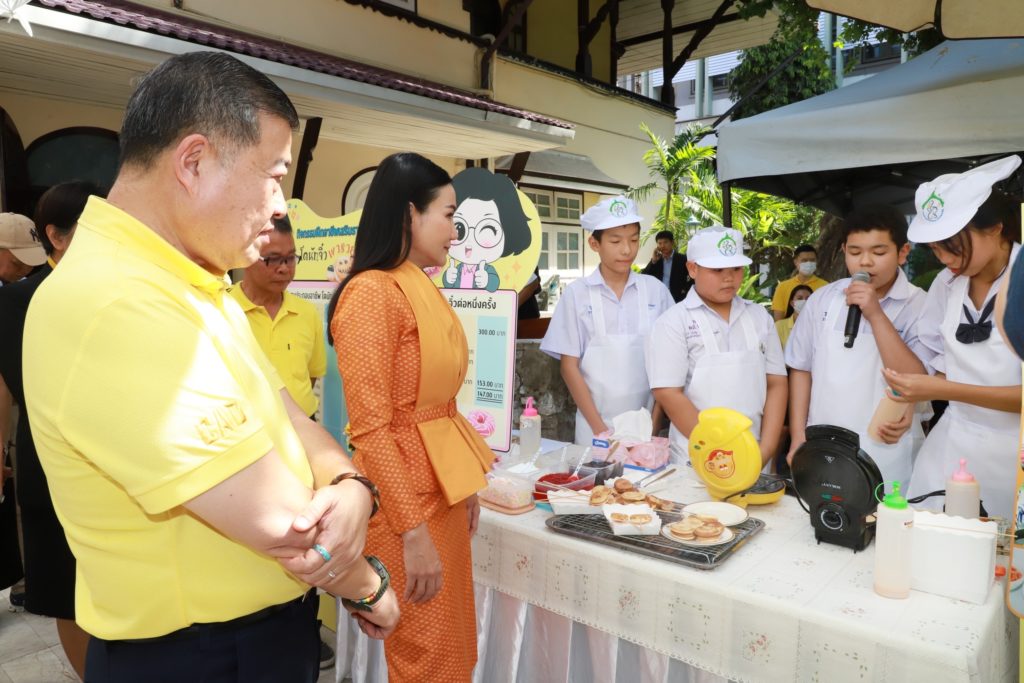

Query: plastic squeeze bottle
[519,397,542,461]
[867,393,913,443]
[874,481,914,599]
[945,458,981,519]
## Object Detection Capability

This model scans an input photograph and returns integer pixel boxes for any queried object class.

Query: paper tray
[545,511,765,570]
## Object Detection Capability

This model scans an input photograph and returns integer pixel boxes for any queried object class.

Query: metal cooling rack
[545,511,765,570]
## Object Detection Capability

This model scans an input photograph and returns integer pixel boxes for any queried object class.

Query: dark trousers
[84,591,319,683]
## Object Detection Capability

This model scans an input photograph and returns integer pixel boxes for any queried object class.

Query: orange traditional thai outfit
[333,261,492,682]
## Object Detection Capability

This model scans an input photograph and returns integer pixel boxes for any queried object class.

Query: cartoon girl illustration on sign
[443,168,532,292]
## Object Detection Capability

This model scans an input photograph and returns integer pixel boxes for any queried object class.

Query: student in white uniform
[540,196,674,445]
[646,226,787,466]
[886,155,1023,521]
[785,206,928,487]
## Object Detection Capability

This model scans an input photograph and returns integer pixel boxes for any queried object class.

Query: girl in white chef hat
[885,155,1022,520]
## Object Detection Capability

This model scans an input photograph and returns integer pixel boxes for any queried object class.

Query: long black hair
[327,152,451,345]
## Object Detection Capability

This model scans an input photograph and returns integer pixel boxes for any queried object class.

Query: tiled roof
[36,0,574,130]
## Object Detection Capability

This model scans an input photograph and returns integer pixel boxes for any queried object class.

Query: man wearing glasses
[230,215,326,420]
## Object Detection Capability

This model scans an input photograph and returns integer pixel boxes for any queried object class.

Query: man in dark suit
[641,230,691,303]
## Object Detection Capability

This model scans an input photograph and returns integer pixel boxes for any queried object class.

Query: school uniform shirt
[913,243,1021,374]
[785,268,927,373]
[646,288,787,391]
[540,268,674,360]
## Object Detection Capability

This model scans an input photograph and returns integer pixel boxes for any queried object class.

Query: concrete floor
[0,588,339,683]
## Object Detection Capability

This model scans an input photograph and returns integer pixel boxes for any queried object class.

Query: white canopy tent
[716,39,1024,216]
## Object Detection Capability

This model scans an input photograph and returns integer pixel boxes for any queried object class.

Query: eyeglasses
[260,254,300,268]
[453,220,503,249]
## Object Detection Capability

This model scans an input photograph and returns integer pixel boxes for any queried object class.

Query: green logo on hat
[921,191,944,222]
[717,233,738,256]
[609,199,627,217]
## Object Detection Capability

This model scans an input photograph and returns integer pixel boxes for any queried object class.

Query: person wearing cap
[0,212,46,285]
[0,182,99,679]
[541,196,674,445]
[646,226,787,466]
[883,156,1023,520]
[784,206,928,487]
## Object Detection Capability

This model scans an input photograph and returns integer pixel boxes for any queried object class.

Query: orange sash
[389,261,493,504]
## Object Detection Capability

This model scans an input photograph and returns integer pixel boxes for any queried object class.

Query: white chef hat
[580,196,643,233]
[687,226,752,268]
[907,155,1021,243]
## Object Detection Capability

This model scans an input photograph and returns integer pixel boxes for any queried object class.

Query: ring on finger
[313,543,332,563]
[327,569,337,579]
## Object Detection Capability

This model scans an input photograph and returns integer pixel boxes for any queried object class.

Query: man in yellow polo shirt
[230,215,326,418]
[771,244,830,321]
[23,52,398,682]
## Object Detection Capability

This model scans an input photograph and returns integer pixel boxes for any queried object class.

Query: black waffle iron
[790,425,883,551]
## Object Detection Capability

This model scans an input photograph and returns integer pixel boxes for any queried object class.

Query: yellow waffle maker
[688,407,785,507]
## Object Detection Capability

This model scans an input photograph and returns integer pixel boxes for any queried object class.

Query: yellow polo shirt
[23,197,313,640]
[771,274,829,315]
[228,285,326,417]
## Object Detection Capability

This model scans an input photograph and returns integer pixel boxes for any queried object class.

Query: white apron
[669,308,766,462]
[906,274,1021,520]
[575,278,654,446]
[807,294,920,488]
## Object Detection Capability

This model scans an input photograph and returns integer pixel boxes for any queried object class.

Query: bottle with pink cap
[519,396,542,461]
[945,458,981,519]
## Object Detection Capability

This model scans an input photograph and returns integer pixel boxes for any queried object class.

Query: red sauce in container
[534,472,590,501]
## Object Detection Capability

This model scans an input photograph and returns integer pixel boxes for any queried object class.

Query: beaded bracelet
[330,472,380,518]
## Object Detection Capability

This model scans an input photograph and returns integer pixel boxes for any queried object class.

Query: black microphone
[844,271,871,348]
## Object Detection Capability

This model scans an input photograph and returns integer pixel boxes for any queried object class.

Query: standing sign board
[287,167,541,453]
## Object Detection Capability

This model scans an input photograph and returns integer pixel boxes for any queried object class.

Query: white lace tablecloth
[337,474,1018,682]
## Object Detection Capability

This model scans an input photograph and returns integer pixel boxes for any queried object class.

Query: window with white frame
[522,188,552,219]
[554,192,582,221]
[541,226,582,275]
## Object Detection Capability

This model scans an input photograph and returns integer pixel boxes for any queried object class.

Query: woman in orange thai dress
[329,152,493,682]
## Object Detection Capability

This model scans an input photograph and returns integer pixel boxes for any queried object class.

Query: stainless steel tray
[545,511,765,570]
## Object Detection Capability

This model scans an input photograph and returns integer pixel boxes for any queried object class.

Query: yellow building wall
[126,0,478,90]
[523,0,611,83]
[0,90,461,224]
[1,91,122,142]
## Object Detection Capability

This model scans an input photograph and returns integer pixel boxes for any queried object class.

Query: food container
[548,489,603,515]
[909,510,996,604]
[578,459,624,485]
[479,471,535,512]
[533,468,597,502]
[602,503,662,536]
[591,437,671,473]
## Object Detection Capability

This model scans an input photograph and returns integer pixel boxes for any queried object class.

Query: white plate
[660,525,735,547]
[682,501,748,526]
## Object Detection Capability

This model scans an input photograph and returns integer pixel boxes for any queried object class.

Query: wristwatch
[341,556,390,613]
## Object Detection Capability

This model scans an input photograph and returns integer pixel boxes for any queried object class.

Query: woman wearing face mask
[772,245,829,321]
[775,284,812,349]
[885,155,1022,521]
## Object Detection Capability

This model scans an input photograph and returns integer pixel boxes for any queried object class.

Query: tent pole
[722,181,732,227]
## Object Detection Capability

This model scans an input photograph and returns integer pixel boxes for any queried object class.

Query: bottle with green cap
[874,481,914,599]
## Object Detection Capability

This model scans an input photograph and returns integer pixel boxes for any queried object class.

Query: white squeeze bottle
[519,396,542,461]
[945,458,981,519]
[874,481,914,599]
